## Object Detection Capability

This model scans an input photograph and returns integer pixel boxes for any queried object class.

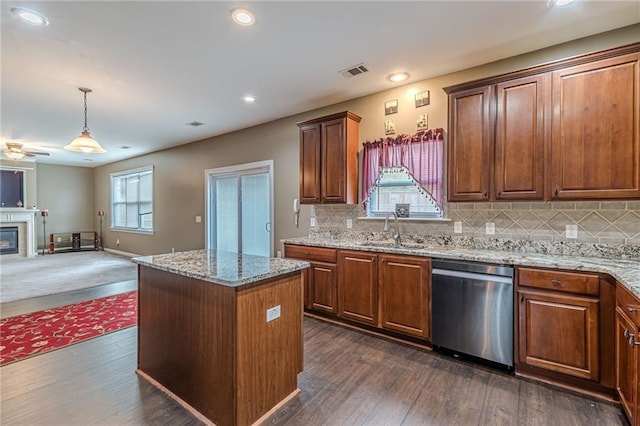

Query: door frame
[204,159,274,256]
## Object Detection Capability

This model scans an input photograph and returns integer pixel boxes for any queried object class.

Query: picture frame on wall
[385,120,396,135]
[415,90,430,108]
[417,113,428,131]
[384,99,398,115]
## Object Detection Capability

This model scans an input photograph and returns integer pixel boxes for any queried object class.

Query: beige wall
[93,25,640,256]
[36,164,95,250]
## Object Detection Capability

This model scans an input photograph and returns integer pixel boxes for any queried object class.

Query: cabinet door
[495,75,547,200]
[518,288,599,380]
[551,53,640,199]
[338,251,378,326]
[309,261,337,314]
[448,86,492,201]
[321,118,347,203]
[616,307,638,424]
[379,255,431,339]
[299,123,321,204]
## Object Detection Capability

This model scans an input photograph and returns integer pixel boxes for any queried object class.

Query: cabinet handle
[624,329,633,339]
[629,335,640,348]
[483,191,488,198]
[551,279,562,286]
[497,191,501,197]
[520,295,524,303]
[627,307,639,313]
[554,188,559,197]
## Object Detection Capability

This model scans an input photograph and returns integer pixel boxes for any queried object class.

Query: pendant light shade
[65,88,106,154]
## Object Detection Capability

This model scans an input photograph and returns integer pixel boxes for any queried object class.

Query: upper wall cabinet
[297,111,361,204]
[445,43,640,202]
[551,53,640,200]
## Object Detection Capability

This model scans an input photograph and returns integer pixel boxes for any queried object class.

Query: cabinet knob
[554,188,559,197]
[483,191,488,198]
[551,279,562,286]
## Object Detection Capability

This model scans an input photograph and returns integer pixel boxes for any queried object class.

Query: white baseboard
[104,247,141,259]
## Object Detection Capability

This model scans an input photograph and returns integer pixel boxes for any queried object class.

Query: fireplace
[0,226,19,255]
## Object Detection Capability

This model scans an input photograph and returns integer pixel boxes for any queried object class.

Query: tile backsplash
[312,201,640,246]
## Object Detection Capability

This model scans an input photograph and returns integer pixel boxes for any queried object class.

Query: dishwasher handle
[432,268,514,285]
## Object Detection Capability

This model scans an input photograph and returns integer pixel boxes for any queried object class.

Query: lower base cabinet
[308,262,337,313]
[337,251,378,326]
[379,254,431,339]
[616,284,640,425]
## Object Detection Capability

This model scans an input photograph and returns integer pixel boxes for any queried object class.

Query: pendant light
[64,87,106,154]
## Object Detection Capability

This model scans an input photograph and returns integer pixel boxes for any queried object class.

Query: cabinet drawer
[284,244,337,263]
[617,284,640,327]
[518,267,599,296]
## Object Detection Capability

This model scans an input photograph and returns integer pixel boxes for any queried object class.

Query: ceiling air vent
[339,63,369,79]
[186,121,204,127]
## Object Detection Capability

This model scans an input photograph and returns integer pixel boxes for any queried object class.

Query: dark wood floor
[1,283,627,426]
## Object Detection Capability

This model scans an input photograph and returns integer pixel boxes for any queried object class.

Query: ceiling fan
[3,142,50,160]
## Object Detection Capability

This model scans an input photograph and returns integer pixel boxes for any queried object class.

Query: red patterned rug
[0,291,137,366]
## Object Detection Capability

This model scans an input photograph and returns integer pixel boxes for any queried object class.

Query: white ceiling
[2,1,639,167]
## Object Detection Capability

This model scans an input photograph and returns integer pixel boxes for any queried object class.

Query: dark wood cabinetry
[379,254,431,339]
[337,250,378,326]
[297,111,361,204]
[445,43,640,202]
[284,245,337,313]
[551,52,640,200]
[447,86,492,201]
[616,284,640,425]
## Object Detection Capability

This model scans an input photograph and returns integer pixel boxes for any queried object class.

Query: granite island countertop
[132,249,309,288]
[282,237,640,298]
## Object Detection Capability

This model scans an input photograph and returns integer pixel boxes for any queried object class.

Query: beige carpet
[0,251,137,303]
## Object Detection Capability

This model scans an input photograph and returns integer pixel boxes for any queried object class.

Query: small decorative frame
[384,99,398,115]
[417,114,428,131]
[395,203,410,218]
[384,120,396,135]
[415,90,430,108]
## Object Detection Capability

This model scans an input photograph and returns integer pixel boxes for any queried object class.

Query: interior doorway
[205,160,274,257]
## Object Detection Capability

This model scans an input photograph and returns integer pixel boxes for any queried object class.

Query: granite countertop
[282,237,640,298]
[132,249,309,288]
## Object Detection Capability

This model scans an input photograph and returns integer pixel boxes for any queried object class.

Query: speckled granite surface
[283,237,640,299]
[132,249,309,287]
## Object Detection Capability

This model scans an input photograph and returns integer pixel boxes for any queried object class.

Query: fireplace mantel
[0,209,39,257]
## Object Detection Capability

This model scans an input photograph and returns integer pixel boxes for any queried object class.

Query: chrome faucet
[384,212,402,247]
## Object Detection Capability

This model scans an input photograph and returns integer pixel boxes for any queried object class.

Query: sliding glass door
[206,161,273,257]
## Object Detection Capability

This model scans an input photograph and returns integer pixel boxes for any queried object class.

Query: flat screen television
[0,169,25,208]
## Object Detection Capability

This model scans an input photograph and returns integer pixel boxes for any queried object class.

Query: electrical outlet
[57,237,62,243]
[172,247,175,253]
[485,222,495,235]
[276,250,282,258]
[310,217,317,227]
[116,238,120,245]
[566,224,578,239]
[266,305,281,322]
[454,221,462,234]
[346,219,353,229]
[195,215,202,223]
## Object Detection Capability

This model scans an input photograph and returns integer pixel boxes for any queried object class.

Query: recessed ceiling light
[231,8,255,26]
[243,95,256,103]
[387,72,410,83]
[83,158,94,162]
[547,0,576,6]
[11,7,49,26]
[120,145,132,150]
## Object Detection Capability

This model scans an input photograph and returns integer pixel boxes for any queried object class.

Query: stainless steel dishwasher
[431,259,514,368]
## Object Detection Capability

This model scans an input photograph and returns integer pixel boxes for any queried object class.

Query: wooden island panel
[137,265,303,426]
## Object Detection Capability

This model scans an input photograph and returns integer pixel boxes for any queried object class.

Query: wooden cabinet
[337,250,378,326]
[495,74,547,200]
[616,284,640,425]
[445,43,640,202]
[379,254,431,339]
[517,267,601,381]
[297,111,361,204]
[447,75,547,202]
[551,52,640,200]
[447,86,492,201]
[284,244,337,313]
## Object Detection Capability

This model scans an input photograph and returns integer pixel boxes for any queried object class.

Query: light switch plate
[266,305,281,322]
[454,221,462,234]
[566,224,578,239]
[195,215,202,223]
[346,219,353,229]
[486,222,495,235]
[310,217,317,227]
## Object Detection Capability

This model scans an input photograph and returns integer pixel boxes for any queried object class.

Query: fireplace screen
[0,227,19,255]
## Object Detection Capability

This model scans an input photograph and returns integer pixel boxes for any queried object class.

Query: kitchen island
[132,249,309,426]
